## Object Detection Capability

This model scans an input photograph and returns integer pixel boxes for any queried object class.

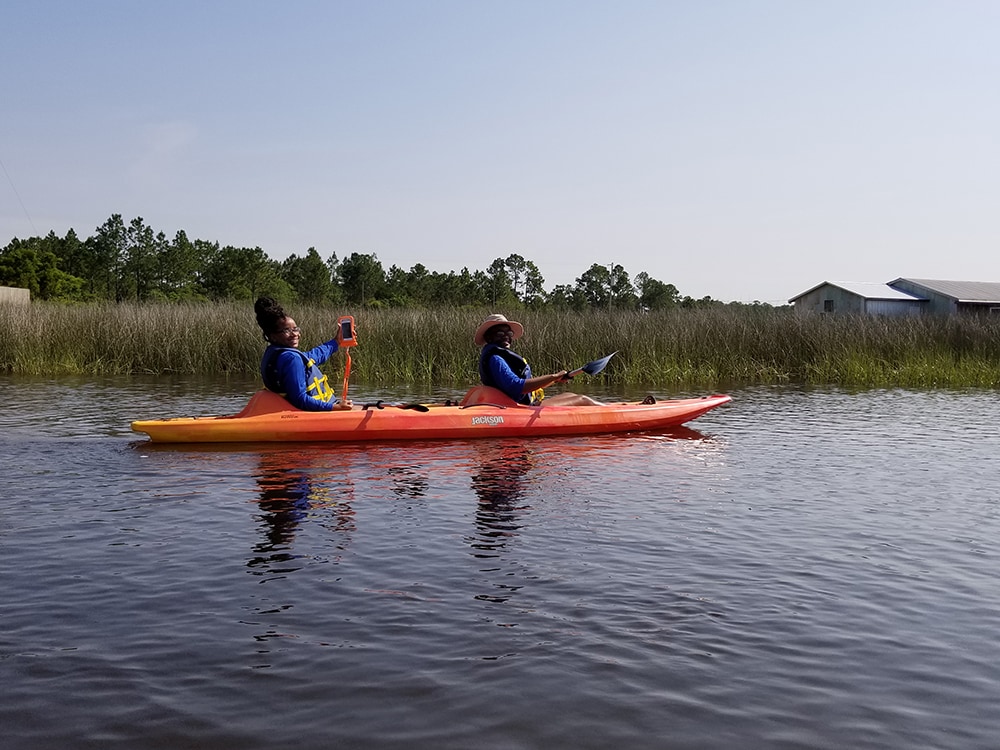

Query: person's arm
[488,357,568,399]
[521,370,570,394]
[303,339,339,365]
[305,319,353,364]
[305,337,354,410]
[275,350,337,411]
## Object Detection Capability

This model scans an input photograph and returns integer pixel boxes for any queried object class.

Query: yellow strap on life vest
[304,358,335,402]
[522,355,544,404]
[306,373,335,401]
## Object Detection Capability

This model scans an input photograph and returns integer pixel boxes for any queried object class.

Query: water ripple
[4,380,1000,748]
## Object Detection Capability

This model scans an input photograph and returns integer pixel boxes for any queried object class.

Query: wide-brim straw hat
[474,314,524,346]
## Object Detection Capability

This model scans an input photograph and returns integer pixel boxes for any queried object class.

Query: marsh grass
[3,302,1000,388]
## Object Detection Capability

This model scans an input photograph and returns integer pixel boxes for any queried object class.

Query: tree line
[1,213,731,310]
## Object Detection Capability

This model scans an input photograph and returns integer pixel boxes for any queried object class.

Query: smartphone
[338,316,356,347]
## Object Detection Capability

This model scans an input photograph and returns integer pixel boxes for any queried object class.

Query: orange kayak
[131,386,731,443]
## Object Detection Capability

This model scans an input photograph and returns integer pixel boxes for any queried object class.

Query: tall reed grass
[3,301,1000,388]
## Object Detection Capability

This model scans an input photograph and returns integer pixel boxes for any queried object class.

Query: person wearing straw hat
[475,314,602,407]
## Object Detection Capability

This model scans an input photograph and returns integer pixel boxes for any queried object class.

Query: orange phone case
[338,316,356,347]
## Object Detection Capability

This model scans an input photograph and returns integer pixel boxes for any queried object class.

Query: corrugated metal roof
[890,278,1000,303]
[830,282,924,300]
[788,281,924,303]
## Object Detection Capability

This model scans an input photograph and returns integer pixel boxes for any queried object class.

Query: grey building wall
[864,298,922,317]
[792,284,921,316]
[888,280,956,315]
[0,286,31,304]
[793,286,866,314]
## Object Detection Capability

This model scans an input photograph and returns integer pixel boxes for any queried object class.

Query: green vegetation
[0,214,719,310]
[5,213,999,389]
[3,302,1000,388]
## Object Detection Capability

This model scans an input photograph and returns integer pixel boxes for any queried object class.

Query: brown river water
[3,375,999,749]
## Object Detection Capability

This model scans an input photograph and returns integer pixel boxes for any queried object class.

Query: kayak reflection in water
[254,297,354,411]
[475,314,603,407]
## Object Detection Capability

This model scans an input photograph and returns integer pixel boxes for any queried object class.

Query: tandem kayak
[130,386,731,443]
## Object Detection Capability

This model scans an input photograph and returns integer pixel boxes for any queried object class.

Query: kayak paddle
[565,351,617,379]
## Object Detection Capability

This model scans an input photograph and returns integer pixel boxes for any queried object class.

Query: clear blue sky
[3,0,999,303]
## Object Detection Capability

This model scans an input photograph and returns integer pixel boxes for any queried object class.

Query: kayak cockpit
[233,390,298,418]
[233,385,523,418]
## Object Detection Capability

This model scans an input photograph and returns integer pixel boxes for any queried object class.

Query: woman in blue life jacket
[475,314,603,407]
[254,297,354,411]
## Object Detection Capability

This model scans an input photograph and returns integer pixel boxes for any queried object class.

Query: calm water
[3,375,1000,749]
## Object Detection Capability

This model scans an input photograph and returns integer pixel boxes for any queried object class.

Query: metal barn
[888,278,1000,316]
[788,282,924,316]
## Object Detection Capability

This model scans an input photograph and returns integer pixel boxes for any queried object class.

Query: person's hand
[336,324,359,345]
[334,399,354,411]
[555,370,572,383]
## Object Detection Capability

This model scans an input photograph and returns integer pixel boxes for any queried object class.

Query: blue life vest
[479,344,535,405]
[261,346,336,403]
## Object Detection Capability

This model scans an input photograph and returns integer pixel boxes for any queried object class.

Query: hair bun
[254,296,286,332]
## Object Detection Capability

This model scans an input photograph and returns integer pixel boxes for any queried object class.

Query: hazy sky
[3,0,999,303]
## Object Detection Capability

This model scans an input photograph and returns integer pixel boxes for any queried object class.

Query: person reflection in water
[248,456,356,576]
[469,444,537,607]
[250,467,309,569]
[470,444,534,557]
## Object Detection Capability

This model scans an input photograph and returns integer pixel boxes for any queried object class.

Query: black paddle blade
[572,351,617,377]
